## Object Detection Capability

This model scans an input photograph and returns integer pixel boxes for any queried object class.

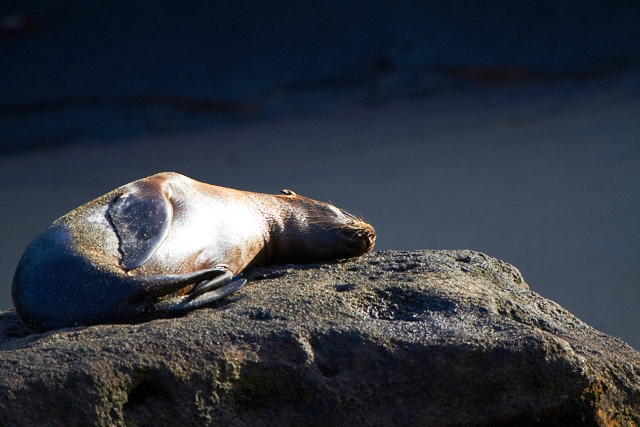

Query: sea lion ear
[280,189,297,195]
[108,183,173,270]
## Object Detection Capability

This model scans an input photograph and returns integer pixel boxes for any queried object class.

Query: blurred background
[1,1,638,348]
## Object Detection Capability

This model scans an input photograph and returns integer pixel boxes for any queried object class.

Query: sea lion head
[269,192,376,264]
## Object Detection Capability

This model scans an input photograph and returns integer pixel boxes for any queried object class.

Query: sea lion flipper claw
[190,270,234,297]
[108,184,173,270]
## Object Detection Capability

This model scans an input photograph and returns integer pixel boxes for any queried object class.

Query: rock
[0,250,638,427]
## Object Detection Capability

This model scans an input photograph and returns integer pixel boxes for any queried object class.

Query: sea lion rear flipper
[190,267,234,297]
[108,183,173,270]
[150,276,247,315]
[132,266,233,299]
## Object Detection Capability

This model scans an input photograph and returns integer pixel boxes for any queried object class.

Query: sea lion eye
[280,189,297,196]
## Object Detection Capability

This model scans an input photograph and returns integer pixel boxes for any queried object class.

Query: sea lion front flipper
[108,184,173,270]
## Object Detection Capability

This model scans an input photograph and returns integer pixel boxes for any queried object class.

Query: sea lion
[12,172,376,332]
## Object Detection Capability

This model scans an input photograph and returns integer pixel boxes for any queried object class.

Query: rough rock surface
[0,250,638,427]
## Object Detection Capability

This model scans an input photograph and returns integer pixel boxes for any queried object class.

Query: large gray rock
[0,250,638,426]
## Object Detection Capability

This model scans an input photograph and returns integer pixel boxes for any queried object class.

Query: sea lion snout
[349,221,377,254]
[329,206,376,256]
[335,218,376,258]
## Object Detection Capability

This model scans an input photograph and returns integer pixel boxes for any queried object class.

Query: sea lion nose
[355,226,376,253]
[365,230,376,250]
